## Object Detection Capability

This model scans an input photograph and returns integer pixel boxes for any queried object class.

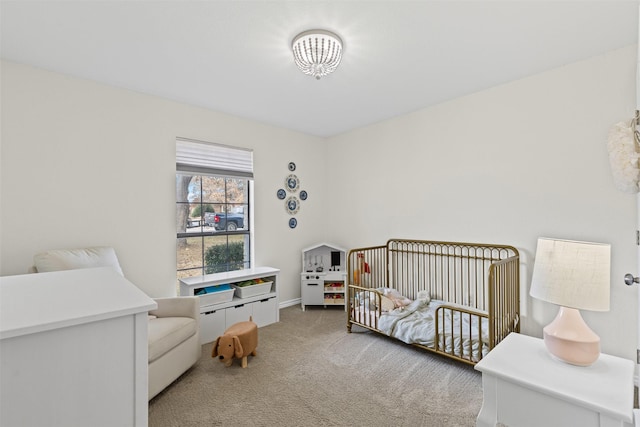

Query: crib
[347,239,520,365]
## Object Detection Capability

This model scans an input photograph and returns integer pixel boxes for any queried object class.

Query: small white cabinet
[301,243,346,310]
[179,267,279,344]
[475,333,635,427]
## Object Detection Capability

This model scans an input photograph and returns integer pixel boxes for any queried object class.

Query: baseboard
[279,298,301,309]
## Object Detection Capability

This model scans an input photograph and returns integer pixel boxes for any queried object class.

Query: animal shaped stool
[212,316,258,368]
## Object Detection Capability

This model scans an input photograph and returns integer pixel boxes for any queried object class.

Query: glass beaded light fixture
[291,29,343,80]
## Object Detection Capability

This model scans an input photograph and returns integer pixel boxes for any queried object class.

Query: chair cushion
[33,246,124,275]
[148,317,197,363]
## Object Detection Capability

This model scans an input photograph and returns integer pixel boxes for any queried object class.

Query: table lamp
[529,237,611,366]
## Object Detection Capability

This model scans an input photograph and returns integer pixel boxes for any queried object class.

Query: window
[176,138,253,280]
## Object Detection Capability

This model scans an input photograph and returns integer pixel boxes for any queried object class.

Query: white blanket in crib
[378,298,489,361]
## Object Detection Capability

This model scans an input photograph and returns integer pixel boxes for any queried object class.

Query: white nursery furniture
[475,333,635,427]
[30,246,201,400]
[0,267,156,427]
[179,266,279,344]
[300,243,347,311]
[146,295,200,399]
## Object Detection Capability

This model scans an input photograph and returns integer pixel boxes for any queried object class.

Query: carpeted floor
[149,305,483,426]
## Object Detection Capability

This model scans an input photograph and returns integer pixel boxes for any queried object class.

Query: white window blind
[176,137,253,178]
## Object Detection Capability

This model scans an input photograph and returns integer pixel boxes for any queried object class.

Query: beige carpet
[149,305,483,426]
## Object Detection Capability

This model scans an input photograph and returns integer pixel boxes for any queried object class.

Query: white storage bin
[233,281,273,299]
[198,287,234,306]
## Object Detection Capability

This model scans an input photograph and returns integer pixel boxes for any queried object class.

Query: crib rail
[346,238,520,364]
[433,304,489,365]
[347,245,387,332]
[347,285,383,332]
[488,255,521,348]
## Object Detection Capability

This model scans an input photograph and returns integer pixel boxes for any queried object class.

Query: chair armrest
[150,297,199,319]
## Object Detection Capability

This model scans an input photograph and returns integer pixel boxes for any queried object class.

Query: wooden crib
[347,239,520,365]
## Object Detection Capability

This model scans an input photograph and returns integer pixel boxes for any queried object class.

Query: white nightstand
[475,333,635,427]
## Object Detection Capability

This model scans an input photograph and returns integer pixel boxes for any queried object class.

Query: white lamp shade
[530,238,610,311]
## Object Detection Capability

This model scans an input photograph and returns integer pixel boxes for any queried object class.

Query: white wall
[326,45,638,360]
[0,60,326,302]
[2,45,639,360]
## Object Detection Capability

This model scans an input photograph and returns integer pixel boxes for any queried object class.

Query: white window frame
[176,138,254,277]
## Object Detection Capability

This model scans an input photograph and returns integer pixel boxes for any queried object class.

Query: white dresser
[475,333,635,427]
[0,267,157,427]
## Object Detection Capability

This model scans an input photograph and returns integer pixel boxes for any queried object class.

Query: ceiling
[1,1,638,138]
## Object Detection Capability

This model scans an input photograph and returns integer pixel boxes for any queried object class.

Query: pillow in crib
[357,291,377,310]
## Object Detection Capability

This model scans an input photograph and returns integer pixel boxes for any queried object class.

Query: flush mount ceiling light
[292,29,343,80]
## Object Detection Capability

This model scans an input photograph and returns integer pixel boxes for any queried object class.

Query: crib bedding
[361,297,489,361]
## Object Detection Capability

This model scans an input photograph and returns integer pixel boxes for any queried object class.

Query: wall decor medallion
[285,174,299,192]
[285,196,300,215]
[280,162,301,228]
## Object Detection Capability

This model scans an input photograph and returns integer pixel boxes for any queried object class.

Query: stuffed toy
[416,290,431,304]
[212,316,258,368]
[381,288,413,309]
[357,288,414,312]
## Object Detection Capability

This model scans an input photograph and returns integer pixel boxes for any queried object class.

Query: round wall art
[285,174,299,192]
[278,162,306,229]
[285,196,300,215]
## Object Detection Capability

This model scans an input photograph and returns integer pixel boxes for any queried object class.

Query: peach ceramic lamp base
[543,306,600,367]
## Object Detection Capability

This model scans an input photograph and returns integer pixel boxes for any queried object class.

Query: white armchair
[147,296,200,399]
[33,246,200,400]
